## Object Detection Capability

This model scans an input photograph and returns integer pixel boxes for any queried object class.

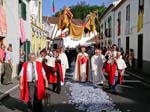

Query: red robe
[49,60,64,83]
[108,62,123,85]
[105,62,111,74]
[20,62,45,102]
[118,69,123,84]
[107,63,117,85]
[77,56,89,81]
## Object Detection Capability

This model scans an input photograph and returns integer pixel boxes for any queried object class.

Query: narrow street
[0,62,150,112]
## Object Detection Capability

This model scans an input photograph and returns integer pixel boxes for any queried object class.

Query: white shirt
[116,57,127,70]
[100,54,106,63]
[5,51,13,63]
[37,55,55,67]
[19,62,46,82]
[58,52,69,69]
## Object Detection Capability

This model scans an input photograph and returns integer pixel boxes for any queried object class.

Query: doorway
[138,34,143,67]
[126,37,130,51]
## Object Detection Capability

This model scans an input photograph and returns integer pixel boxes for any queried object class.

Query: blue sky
[42,0,115,16]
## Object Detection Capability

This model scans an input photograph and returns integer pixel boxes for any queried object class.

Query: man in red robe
[108,51,126,93]
[19,53,48,112]
[50,50,63,94]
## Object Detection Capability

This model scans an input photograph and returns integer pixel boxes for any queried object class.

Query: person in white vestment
[91,49,106,86]
[74,46,90,82]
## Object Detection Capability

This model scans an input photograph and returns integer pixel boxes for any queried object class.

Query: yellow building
[30,0,47,57]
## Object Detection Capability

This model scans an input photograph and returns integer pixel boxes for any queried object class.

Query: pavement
[0,61,150,112]
[0,78,19,101]
[126,60,150,84]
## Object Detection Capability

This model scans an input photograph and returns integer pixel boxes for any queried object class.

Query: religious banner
[85,11,96,32]
[137,0,144,32]
[69,23,84,40]
[19,18,26,43]
[57,6,73,30]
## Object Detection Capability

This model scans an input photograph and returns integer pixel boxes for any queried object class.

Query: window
[19,0,26,20]
[108,16,112,29]
[118,11,121,21]
[139,0,144,14]
[126,4,130,21]
[39,1,41,22]
[117,11,121,36]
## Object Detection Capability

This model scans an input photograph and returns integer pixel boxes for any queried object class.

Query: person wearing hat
[74,46,90,82]
[38,48,55,84]
[58,47,69,85]
[50,50,63,94]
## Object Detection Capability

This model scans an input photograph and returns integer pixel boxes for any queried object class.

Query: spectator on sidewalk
[128,49,134,68]
[0,44,6,84]
[1,44,13,85]
[19,53,48,112]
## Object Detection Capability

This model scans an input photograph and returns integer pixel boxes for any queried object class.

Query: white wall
[100,7,115,46]
[6,0,20,65]
[29,0,39,19]
[142,0,150,61]
[5,0,31,77]
[114,0,150,61]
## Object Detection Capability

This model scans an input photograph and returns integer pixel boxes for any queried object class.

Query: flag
[52,0,55,13]
[137,11,143,32]
[69,23,84,40]
[19,18,26,43]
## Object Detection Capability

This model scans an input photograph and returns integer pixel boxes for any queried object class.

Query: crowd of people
[73,44,127,93]
[0,43,134,112]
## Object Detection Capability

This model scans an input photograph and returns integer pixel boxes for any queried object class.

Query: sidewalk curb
[126,70,150,85]
[0,84,19,101]
[0,93,9,101]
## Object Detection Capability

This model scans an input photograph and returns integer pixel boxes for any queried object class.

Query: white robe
[91,55,106,84]
[37,55,55,67]
[58,52,69,84]
[116,57,127,76]
[74,52,90,82]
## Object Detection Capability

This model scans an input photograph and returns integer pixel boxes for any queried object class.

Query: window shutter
[21,1,26,20]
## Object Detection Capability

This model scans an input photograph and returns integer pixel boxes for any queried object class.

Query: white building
[113,0,150,67]
[3,0,31,77]
[100,0,150,67]
[100,0,121,48]
[30,0,48,56]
